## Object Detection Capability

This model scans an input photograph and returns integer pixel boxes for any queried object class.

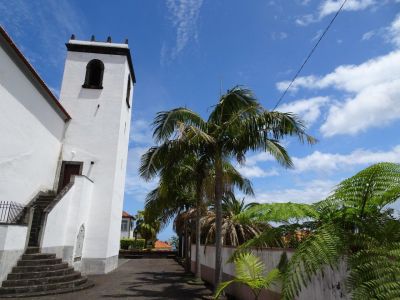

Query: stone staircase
[0,193,93,297]
[0,247,93,297]
[28,193,56,247]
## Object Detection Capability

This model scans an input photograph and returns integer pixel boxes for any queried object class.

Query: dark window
[126,74,131,108]
[121,220,128,231]
[82,59,104,89]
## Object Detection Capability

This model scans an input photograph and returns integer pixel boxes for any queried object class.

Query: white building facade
[0,26,135,283]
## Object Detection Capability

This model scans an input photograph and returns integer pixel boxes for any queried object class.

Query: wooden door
[58,162,82,192]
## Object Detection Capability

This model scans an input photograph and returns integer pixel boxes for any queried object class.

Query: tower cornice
[66,40,136,84]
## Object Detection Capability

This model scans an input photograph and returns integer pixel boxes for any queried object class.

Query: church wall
[0,45,65,205]
[59,47,132,273]
[107,62,133,258]
[41,176,93,269]
[0,225,28,282]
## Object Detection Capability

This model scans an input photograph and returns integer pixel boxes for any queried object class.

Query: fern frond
[282,224,345,300]
[348,242,400,300]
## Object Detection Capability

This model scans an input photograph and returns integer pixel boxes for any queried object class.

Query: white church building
[0,26,135,295]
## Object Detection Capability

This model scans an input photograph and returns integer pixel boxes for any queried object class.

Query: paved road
[23,259,213,300]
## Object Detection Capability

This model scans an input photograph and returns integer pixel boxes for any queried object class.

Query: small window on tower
[126,74,131,108]
[82,59,104,89]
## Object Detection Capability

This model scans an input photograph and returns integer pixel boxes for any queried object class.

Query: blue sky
[1,0,400,241]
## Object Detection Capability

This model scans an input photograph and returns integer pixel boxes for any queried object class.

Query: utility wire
[272,0,348,111]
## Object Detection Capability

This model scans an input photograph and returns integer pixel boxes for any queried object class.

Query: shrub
[120,238,145,250]
[130,239,145,250]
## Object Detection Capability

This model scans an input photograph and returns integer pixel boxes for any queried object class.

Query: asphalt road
[17,259,213,300]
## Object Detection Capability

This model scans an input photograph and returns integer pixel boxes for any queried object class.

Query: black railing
[0,201,27,225]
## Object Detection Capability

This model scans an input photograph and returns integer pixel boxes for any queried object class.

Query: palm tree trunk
[195,184,202,279]
[214,150,223,290]
[184,218,191,272]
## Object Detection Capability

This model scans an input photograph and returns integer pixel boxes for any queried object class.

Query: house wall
[59,43,133,273]
[0,43,66,206]
[191,244,349,300]
[120,217,134,239]
[41,176,93,273]
[0,225,28,283]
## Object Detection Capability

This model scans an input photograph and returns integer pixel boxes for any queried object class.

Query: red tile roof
[154,240,172,249]
[122,211,135,219]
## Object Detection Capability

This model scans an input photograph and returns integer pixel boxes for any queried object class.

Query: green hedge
[120,238,145,250]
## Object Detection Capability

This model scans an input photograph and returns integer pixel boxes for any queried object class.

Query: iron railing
[0,201,27,225]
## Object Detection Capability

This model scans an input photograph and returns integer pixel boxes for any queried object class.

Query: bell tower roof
[66,37,136,84]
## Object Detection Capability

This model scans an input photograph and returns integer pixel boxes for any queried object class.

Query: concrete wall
[41,176,93,273]
[0,225,28,283]
[0,43,66,205]
[191,244,349,300]
[59,43,133,273]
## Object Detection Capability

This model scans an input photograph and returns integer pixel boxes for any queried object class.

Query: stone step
[21,253,56,260]
[17,258,62,267]
[0,277,88,295]
[12,262,69,273]
[0,280,94,298]
[7,267,74,280]
[25,247,39,254]
[2,272,81,287]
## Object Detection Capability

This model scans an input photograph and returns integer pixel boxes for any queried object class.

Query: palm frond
[152,108,207,143]
[208,86,261,125]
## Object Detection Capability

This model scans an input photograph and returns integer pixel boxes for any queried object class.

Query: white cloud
[236,165,279,178]
[296,0,377,26]
[387,14,400,47]
[319,0,376,19]
[255,179,336,204]
[362,30,376,41]
[164,0,203,62]
[292,145,400,173]
[277,96,330,126]
[271,32,288,40]
[130,119,153,145]
[361,14,400,46]
[125,146,158,201]
[277,49,400,136]
[321,78,400,136]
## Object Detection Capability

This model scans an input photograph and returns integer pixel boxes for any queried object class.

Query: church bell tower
[58,35,135,273]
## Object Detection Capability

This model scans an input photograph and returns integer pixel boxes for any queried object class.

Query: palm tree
[202,193,267,246]
[235,163,400,299]
[214,252,281,300]
[140,149,254,278]
[150,86,315,288]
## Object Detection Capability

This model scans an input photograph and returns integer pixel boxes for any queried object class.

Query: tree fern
[282,224,346,300]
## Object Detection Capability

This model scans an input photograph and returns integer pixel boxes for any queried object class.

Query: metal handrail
[0,201,28,225]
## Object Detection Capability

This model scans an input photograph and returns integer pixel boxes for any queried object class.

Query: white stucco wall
[59,46,133,264]
[0,44,66,205]
[191,245,348,300]
[41,176,93,265]
[0,225,28,282]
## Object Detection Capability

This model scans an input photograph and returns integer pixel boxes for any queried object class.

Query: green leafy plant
[142,86,315,289]
[235,163,400,300]
[214,252,281,300]
[120,238,146,250]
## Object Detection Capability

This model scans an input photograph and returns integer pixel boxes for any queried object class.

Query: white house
[0,26,135,295]
[120,211,135,239]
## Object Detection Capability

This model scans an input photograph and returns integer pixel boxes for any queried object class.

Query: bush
[120,238,145,250]
[131,239,145,249]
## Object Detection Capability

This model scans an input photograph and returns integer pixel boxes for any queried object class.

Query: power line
[272,0,348,111]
